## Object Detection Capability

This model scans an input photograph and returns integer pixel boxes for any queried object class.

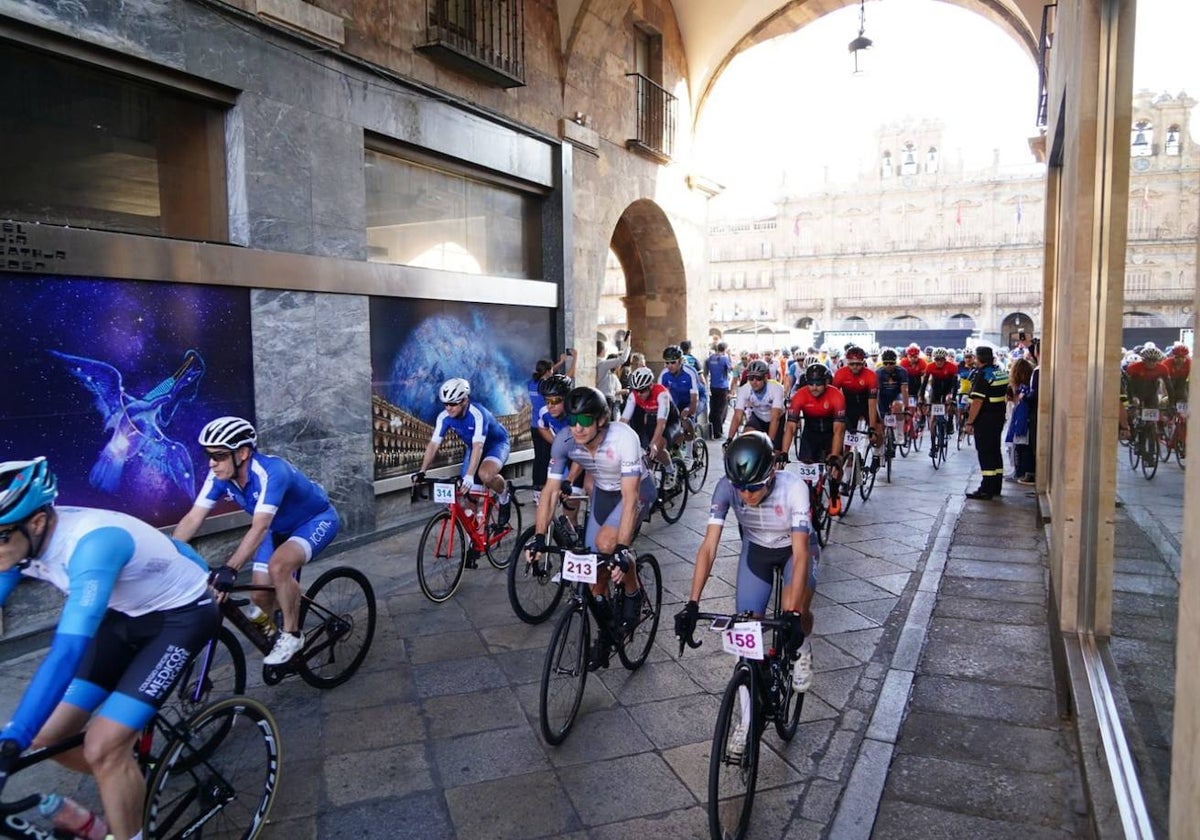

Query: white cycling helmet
[630,367,655,390]
[439,378,471,404]
[198,417,257,450]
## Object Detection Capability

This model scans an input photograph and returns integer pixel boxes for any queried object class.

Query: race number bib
[796,463,820,482]
[908,397,917,407]
[884,415,897,428]
[844,432,864,451]
[1177,403,1189,417]
[433,482,457,505]
[1141,409,1160,422]
[722,622,764,660]
[931,404,946,416]
[562,551,598,584]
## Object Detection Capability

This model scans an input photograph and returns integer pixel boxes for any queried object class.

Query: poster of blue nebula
[370,297,553,479]
[0,272,255,526]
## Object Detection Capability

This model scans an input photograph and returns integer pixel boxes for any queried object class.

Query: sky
[695,0,1200,218]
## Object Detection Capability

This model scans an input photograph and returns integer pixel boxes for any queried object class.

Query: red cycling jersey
[1126,360,1170,383]
[1166,357,1190,381]
[831,366,879,397]
[924,360,959,381]
[787,385,847,424]
[628,383,673,418]
[900,357,927,383]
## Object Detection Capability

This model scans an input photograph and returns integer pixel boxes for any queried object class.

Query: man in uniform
[962,346,1009,499]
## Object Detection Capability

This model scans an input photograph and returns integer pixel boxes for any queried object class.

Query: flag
[1016,195,1023,226]
[793,215,801,237]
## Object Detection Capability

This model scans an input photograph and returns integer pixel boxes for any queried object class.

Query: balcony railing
[625,73,676,163]
[994,291,1041,306]
[417,0,525,88]
[785,298,825,311]
[1124,285,1194,303]
[834,293,983,310]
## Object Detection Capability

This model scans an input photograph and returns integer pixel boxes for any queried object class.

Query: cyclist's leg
[270,506,340,634]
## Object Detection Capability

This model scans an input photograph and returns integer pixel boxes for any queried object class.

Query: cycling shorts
[734,538,819,615]
[62,597,221,730]
[629,406,683,452]
[586,482,655,549]
[253,503,340,572]
[461,439,511,481]
[796,431,833,465]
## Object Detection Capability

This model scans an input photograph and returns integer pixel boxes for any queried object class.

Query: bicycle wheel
[686,439,710,493]
[143,696,281,840]
[773,654,804,742]
[1140,428,1158,480]
[1127,426,1141,469]
[1159,420,1175,462]
[617,553,661,670]
[538,603,589,745]
[484,491,522,569]
[165,626,247,725]
[859,448,877,500]
[708,666,759,840]
[507,525,567,624]
[898,423,911,458]
[417,509,467,603]
[1176,423,1186,468]
[838,451,857,516]
[911,420,924,452]
[297,567,377,689]
[813,482,834,548]
[657,458,690,524]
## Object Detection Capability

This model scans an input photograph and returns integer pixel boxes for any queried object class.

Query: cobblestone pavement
[0,433,1090,838]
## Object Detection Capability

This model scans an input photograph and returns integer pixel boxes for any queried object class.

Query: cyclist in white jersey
[0,458,218,840]
[527,387,655,669]
[674,432,816,691]
[727,360,787,451]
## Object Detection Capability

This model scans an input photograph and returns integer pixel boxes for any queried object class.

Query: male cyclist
[675,432,816,747]
[621,366,683,476]
[1124,343,1171,413]
[533,374,574,494]
[527,387,656,669]
[831,346,883,472]
[727,359,787,452]
[174,416,340,666]
[875,349,910,450]
[0,458,218,840]
[659,345,701,437]
[900,344,928,440]
[1165,342,1190,405]
[781,363,847,514]
[920,348,960,437]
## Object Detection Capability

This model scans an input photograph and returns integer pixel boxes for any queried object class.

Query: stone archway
[1000,311,1035,346]
[609,199,689,357]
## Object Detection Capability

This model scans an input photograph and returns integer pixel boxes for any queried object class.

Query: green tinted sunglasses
[566,413,598,428]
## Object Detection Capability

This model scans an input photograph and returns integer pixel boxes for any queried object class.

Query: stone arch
[1000,311,1035,346]
[947,313,976,330]
[609,198,689,356]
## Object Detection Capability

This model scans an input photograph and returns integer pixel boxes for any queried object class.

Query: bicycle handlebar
[524,542,630,572]
[677,610,793,656]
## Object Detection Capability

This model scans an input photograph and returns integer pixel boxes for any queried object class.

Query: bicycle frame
[415,479,510,556]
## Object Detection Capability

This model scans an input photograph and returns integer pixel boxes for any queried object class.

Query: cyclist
[875,348,910,449]
[527,387,656,670]
[533,374,574,494]
[1125,343,1170,412]
[920,348,960,436]
[781,363,847,514]
[659,345,701,438]
[727,359,787,452]
[900,343,928,438]
[831,346,882,472]
[957,349,976,422]
[0,458,218,840]
[174,416,340,666]
[675,432,815,719]
[1165,342,1190,405]
[621,366,683,476]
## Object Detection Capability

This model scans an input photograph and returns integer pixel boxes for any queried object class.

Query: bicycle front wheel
[618,553,662,670]
[507,525,566,624]
[539,603,589,745]
[165,625,247,725]
[143,696,281,840]
[839,452,857,515]
[657,458,690,524]
[686,439,710,493]
[859,449,877,500]
[1128,427,1141,469]
[1140,429,1159,480]
[485,491,522,569]
[708,666,759,840]
[297,567,377,689]
[417,509,467,602]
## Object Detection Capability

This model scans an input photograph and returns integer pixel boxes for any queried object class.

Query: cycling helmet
[828,347,842,360]
[746,360,770,378]
[881,349,898,363]
[1172,342,1190,358]
[538,374,573,399]
[198,417,258,450]
[806,363,830,384]
[564,386,608,421]
[723,432,776,489]
[0,457,58,526]
[906,343,921,357]
[804,354,821,367]
[630,366,656,390]
[438,378,471,404]
[933,347,948,360]
[844,342,856,352]
[1139,343,1165,363]
[845,346,866,361]
[663,345,683,362]
[923,346,934,357]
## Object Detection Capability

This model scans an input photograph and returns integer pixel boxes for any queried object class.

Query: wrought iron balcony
[833,293,983,310]
[418,0,525,88]
[785,298,825,311]
[1124,285,1193,303]
[993,290,1041,306]
[625,73,676,163]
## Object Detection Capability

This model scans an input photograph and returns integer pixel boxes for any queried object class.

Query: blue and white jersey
[432,400,510,450]
[659,365,702,409]
[547,423,650,494]
[527,377,545,428]
[708,471,811,550]
[875,364,909,399]
[706,352,733,390]
[537,404,570,436]
[195,451,331,535]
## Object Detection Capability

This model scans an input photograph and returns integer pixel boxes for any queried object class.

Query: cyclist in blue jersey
[414,377,513,524]
[173,416,339,666]
[0,458,218,840]
[659,345,701,435]
[874,348,910,445]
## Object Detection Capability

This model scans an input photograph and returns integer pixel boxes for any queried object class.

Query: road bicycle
[648,451,690,524]
[1127,405,1160,480]
[411,476,523,602]
[881,414,899,483]
[167,564,377,723]
[929,401,950,469]
[0,695,280,840]
[792,460,835,548]
[679,432,710,494]
[1158,402,1187,469]
[907,400,925,453]
[537,546,662,745]
[506,488,588,624]
[678,567,804,840]
[837,432,865,515]
[956,396,973,449]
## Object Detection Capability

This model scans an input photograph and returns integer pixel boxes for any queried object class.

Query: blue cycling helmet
[0,457,58,525]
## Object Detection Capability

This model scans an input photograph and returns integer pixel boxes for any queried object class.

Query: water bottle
[246,605,277,638]
[39,793,110,840]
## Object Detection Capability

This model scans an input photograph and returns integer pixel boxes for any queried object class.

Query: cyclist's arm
[831,420,846,459]
[780,414,798,456]
[463,442,485,485]
[767,407,783,446]
[171,503,210,544]
[2,528,132,749]
[225,512,275,572]
[651,391,671,449]
[726,407,744,440]
[534,473,561,538]
[781,527,810,615]
[688,522,723,602]
[416,439,440,473]
[0,567,20,606]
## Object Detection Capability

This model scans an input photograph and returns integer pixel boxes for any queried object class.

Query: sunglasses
[206,450,234,462]
[566,413,598,428]
[747,375,765,382]
[733,479,771,493]
[0,526,18,545]
[544,396,564,405]
[443,400,464,408]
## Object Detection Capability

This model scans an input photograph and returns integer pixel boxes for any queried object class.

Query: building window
[364,146,543,278]
[0,41,229,241]
[1131,119,1153,157]
[1165,125,1181,156]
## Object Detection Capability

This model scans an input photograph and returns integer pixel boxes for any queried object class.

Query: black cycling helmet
[747,359,770,378]
[881,348,898,363]
[564,386,608,422]
[537,374,573,399]
[845,346,866,361]
[805,363,830,384]
[723,432,776,489]
[663,345,683,362]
